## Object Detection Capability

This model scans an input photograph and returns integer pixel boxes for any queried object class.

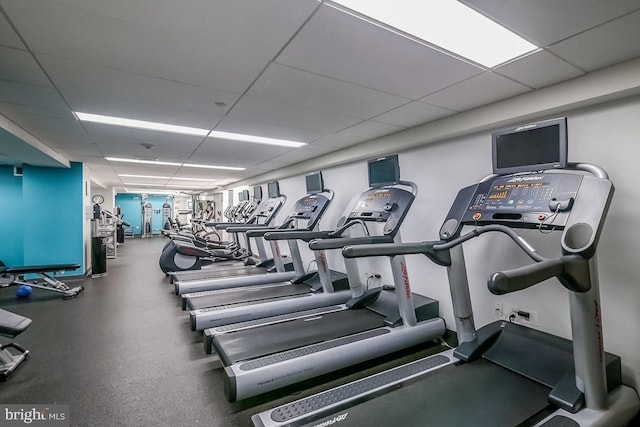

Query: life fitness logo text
[506,176,544,183]
[313,412,348,427]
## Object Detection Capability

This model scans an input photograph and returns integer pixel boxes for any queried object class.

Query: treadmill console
[251,197,284,223]
[440,170,614,257]
[290,193,332,228]
[347,187,414,235]
[463,173,582,228]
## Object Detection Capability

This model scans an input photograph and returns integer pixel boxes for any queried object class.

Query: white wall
[237,93,640,389]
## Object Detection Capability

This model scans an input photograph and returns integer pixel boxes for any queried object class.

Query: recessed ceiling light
[209,131,306,148]
[330,0,537,68]
[182,163,246,171]
[106,157,182,166]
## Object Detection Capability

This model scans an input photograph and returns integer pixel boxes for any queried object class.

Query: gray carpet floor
[0,237,447,426]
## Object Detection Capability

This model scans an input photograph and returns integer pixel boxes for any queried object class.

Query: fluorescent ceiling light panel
[75,112,209,136]
[182,163,245,171]
[106,157,182,166]
[123,182,207,189]
[118,174,171,179]
[76,112,306,147]
[331,0,537,67]
[124,188,181,195]
[209,131,306,148]
[118,174,215,182]
[169,177,218,182]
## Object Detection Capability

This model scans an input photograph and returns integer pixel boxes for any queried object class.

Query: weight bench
[0,261,84,299]
[0,308,31,379]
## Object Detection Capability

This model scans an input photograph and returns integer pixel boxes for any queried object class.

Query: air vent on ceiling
[13,166,23,176]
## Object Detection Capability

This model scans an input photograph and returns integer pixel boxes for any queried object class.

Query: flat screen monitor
[368,155,400,187]
[305,171,324,194]
[239,189,250,201]
[267,181,280,198]
[253,186,263,200]
[492,117,567,175]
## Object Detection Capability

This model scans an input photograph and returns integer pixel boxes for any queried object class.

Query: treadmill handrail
[342,241,452,267]
[488,254,590,294]
[263,230,333,241]
[343,224,545,263]
[310,235,393,250]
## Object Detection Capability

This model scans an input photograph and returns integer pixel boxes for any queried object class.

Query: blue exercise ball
[15,285,32,298]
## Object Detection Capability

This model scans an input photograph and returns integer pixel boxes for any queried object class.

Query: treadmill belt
[187,283,310,310]
[300,359,552,427]
[183,266,268,282]
[215,309,386,365]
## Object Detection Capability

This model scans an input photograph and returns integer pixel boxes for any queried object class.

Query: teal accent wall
[22,162,84,276]
[149,195,171,233]
[0,166,24,266]
[115,194,172,236]
[115,193,142,235]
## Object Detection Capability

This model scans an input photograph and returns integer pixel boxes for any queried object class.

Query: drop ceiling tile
[0,12,23,48]
[254,144,338,170]
[0,102,75,120]
[495,50,585,88]
[64,91,221,130]
[191,138,294,167]
[214,117,325,144]
[420,72,531,112]
[247,63,409,119]
[373,101,456,128]
[2,111,83,133]
[0,46,51,86]
[277,4,483,99]
[547,10,640,71]
[53,0,319,62]
[462,0,640,47]
[0,80,67,110]
[110,164,181,176]
[312,120,404,148]
[84,123,205,159]
[229,96,360,133]
[39,55,237,116]
[1,0,317,92]
[50,141,103,158]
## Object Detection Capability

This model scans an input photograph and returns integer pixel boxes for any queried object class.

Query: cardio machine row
[159,117,640,427]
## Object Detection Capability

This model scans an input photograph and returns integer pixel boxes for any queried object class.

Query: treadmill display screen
[368,155,400,187]
[268,181,280,198]
[492,117,567,175]
[253,186,263,200]
[305,172,324,194]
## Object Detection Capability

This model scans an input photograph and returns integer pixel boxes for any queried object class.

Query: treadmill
[163,186,280,277]
[171,183,303,295]
[186,171,353,331]
[252,118,640,427]
[208,155,445,402]
[160,192,259,273]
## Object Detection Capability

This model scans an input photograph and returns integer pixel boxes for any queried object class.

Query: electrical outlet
[515,309,538,326]
[493,302,504,319]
